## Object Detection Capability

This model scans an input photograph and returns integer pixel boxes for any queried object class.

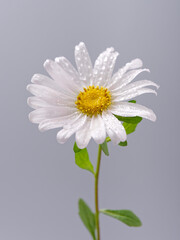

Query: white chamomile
[27,42,159,149]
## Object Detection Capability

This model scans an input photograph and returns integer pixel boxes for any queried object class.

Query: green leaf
[123,119,142,135]
[129,100,136,103]
[74,144,94,174]
[78,199,96,240]
[73,142,82,153]
[100,141,109,156]
[100,209,142,227]
[119,140,128,146]
[114,114,142,124]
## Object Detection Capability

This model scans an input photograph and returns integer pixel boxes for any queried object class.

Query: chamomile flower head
[27,42,159,149]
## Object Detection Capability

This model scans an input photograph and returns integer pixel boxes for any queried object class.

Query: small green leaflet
[115,114,142,124]
[75,149,94,174]
[73,142,82,153]
[78,199,96,240]
[73,142,94,174]
[100,209,142,227]
[129,100,136,103]
[123,121,142,135]
[119,141,127,147]
[100,141,109,156]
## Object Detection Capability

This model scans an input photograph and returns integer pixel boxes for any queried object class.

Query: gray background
[0,0,179,239]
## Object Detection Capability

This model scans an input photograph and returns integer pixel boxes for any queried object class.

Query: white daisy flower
[27,42,159,149]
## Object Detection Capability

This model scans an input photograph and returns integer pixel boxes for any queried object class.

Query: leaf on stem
[129,100,136,103]
[100,140,109,156]
[119,141,128,147]
[73,142,82,153]
[114,114,142,124]
[123,120,142,135]
[73,142,94,174]
[78,199,96,240]
[100,209,142,227]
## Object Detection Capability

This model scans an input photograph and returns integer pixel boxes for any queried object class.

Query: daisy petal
[107,58,143,88]
[75,118,91,149]
[111,102,156,122]
[29,107,76,124]
[63,114,87,130]
[56,128,76,144]
[26,84,75,106]
[113,88,157,102]
[31,74,74,99]
[93,48,119,86]
[57,115,87,144]
[90,115,106,144]
[31,74,62,92]
[74,42,93,83]
[55,57,79,82]
[115,58,143,77]
[38,112,81,132]
[44,59,78,95]
[27,97,51,109]
[55,56,86,88]
[112,80,159,94]
[102,111,127,144]
[110,68,149,91]
[124,58,143,70]
[44,59,69,85]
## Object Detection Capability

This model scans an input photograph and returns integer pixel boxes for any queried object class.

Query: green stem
[95,145,102,240]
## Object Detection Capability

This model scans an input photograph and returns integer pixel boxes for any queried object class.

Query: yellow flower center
[75,85,111,116]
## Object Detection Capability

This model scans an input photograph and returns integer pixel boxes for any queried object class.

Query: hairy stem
[95,145,102,240]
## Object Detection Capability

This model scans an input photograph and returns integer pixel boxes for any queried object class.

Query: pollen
[75,85,111,116]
